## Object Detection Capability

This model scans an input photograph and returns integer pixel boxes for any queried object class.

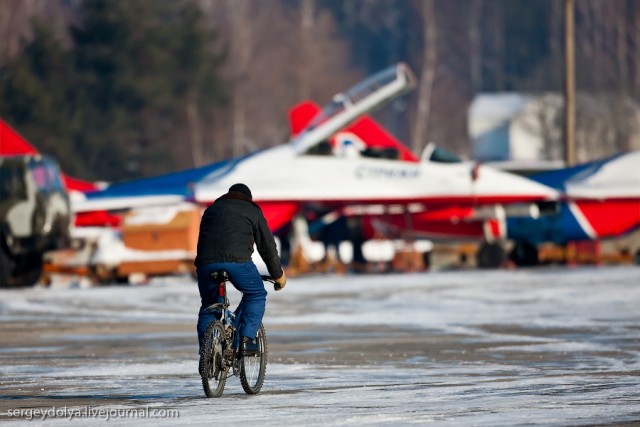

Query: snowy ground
[1,266,639,426]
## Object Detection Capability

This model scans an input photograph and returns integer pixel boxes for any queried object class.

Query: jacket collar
[216,191,262,210]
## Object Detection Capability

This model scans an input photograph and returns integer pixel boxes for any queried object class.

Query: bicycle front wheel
[240,323,267,394]
[200,321,227,398]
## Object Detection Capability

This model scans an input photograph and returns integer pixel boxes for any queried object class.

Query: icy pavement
[1,266,639,426]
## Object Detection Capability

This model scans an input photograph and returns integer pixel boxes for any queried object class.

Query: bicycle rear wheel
[200,321,227,398]
[239,323,267,394]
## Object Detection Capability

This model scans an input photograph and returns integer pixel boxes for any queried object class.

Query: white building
[468,92,640,165]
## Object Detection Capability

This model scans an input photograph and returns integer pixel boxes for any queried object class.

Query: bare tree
[634,2,640,99]
[227,0,252,157]
[615,2,628,89]
[186,91,205,167]
[488,2,505,91]
[0,0,69,64]
[412,0,437,156]
[516,94,563,161]
[299,0,314,101]
[468,0,482,93]
[197,0,360,159]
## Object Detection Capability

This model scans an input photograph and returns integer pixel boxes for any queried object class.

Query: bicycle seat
[210,270,229,283]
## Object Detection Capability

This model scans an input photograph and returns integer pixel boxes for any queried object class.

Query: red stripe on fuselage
[252,195,549,208]
[366,215,485,240]
[574,199,640,238]
[250,196,550,236]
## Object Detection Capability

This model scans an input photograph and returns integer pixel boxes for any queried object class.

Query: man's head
[229,183,252,200]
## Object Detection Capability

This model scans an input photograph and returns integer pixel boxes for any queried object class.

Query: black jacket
[194,191,283,279]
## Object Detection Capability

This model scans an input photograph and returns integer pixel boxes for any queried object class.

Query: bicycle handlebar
[260,275,276,284]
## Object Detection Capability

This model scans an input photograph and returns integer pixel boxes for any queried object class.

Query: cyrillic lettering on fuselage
[355,166,420,180]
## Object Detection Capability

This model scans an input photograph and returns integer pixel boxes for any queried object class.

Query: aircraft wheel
[510,242,539,267]
[476,242,505,269]
[635,248,640,265]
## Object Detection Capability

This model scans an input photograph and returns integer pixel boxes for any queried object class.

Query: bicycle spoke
[240,324,267,394]
[201,321,227,397]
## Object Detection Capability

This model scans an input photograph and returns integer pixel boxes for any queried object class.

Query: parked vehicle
[0,155,71,287]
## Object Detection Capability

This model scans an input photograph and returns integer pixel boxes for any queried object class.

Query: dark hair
[229,183,252,200]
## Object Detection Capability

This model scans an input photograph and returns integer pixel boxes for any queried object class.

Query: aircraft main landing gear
[475,242,506,269]
[509,242,539,267]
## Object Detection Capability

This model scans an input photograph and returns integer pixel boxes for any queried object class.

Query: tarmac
[1,267,639,426]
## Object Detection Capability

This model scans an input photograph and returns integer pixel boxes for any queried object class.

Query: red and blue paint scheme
[508,152,640,246]
[2,64,571,270]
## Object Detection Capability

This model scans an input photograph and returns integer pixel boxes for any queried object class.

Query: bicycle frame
[200,270,274,397]
[206,271,240,354]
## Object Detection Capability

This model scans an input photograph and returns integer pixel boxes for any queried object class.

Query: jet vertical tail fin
[1,118,102,197]
[289,101,321,137]
[288,103,417,162]
[0,119,38,155]
[290,63,416,155]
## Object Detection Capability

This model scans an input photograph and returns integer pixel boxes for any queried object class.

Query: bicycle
[199,271,275,398]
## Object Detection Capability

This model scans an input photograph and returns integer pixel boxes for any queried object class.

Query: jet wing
[563,151,640,199]
[71,158,241,214]
[509,151,640,245]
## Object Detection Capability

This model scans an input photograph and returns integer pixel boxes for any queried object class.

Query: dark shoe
[241,337,260,356]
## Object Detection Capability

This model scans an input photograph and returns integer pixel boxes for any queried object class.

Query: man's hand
[274,272,287,291]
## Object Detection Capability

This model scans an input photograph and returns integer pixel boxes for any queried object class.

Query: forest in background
[1,0,639,181]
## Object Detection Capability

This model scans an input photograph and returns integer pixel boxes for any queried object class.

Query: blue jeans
[196,261,267,352]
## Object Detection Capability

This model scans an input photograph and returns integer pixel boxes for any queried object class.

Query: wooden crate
[121,208,200,252]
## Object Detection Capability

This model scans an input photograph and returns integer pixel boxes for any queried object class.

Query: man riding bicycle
[195,183,286,356]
